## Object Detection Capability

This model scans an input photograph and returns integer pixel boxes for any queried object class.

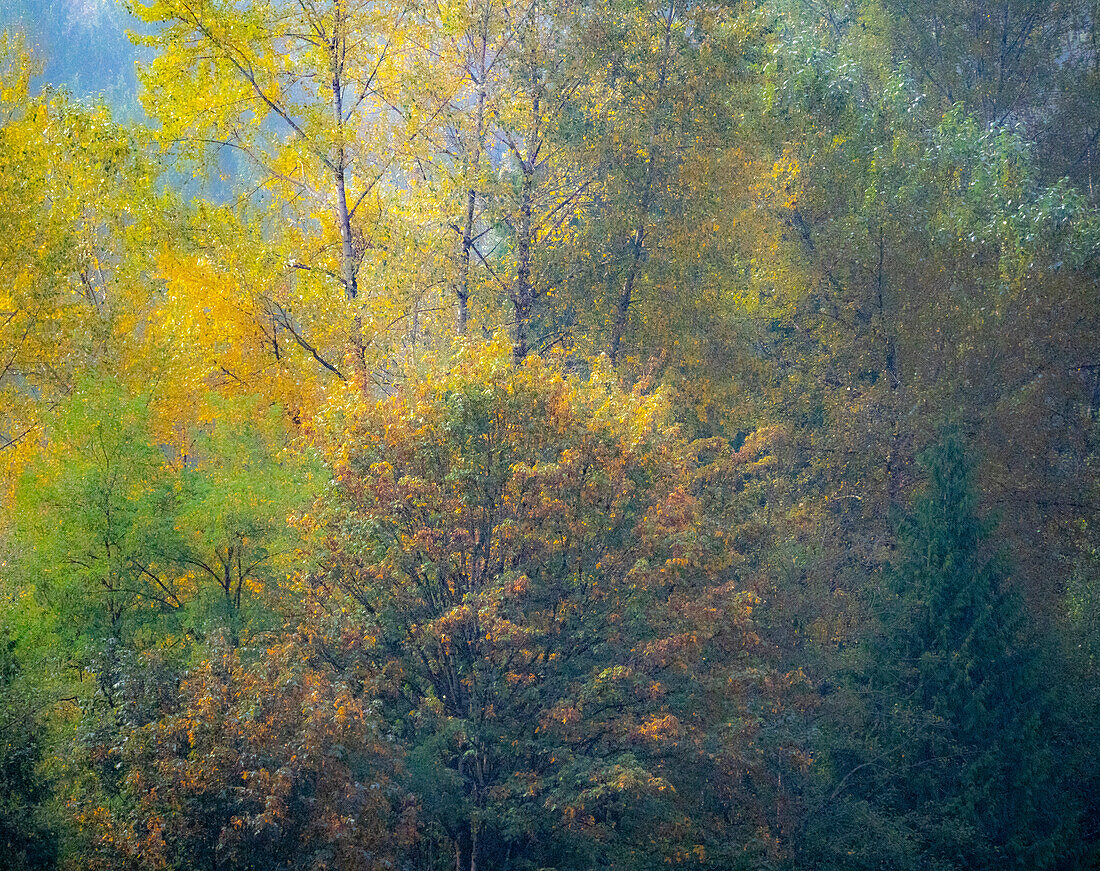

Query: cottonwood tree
[134,0,444,375]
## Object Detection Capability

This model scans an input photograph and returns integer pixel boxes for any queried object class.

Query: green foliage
[12,380,314,654]
[805,433,1069,870]
[0,629,59,871]
[13,381,183,655]
[0,1,1098,869]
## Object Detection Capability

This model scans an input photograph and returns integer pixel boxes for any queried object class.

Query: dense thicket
[0,0,1097,868]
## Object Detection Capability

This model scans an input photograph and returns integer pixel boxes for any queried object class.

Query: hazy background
[0,0,149,113]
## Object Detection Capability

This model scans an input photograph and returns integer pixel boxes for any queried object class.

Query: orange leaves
[666,844,708,864]
[641,632,703,670]
[635,713,683,745]
[84,638,403,870]
[546,703,582,728]
[298,346,770,863]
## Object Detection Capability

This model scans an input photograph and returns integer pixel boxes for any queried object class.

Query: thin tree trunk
[330,2,367,377]
[511,41,542,366]
[512,163,533,364]
[609,2,676,365]
[458,6,490,335]
[610,223,645,365]
[335,171,358,302]
[331,1,358,302]
[459,184,476,335]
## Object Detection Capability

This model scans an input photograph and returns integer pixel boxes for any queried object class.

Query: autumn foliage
[304,349,776,868]
[76,640,408,871]
[0,0,1098,868]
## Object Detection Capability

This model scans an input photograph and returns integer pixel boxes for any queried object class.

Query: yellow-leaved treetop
[0,33,169,481]
[133,0,446,383]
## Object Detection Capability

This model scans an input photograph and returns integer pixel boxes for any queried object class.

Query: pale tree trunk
[331,0,358,302]
[511,45,539,365]
[458,5,490,335]
[329,1,367,376]
[335,170,358,302]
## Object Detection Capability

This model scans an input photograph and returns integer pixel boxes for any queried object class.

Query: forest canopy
[0,0,1098,869]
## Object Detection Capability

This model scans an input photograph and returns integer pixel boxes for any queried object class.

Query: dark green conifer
[806,432,1070,870]
[873,431,1058,870]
